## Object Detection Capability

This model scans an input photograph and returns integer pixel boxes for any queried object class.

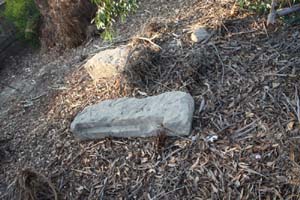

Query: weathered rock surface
[190,26,210,43]
[71,91,195,140]
[84,45,131,81]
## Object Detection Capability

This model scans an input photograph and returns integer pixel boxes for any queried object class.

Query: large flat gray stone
[71,91,195,140]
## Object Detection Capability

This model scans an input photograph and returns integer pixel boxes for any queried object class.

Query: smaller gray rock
[191,26,210,43]
[84,45,131,81]
[71,91,195,140]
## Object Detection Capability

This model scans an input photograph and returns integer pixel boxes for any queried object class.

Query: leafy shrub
[3,0,40,45]
[91,0,138,40]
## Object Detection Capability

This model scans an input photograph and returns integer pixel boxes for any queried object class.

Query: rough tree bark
[35,0,96,49]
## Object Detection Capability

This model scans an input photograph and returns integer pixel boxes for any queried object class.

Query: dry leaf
[272,82,280,88]
[190,157,200,170]
[287,121,295,131]
[290,145,295,161]
[230,2,239,17]
[246,112,254,118]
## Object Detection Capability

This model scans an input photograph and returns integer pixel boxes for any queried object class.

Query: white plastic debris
[205,135,218,143]
[255,154,262,160]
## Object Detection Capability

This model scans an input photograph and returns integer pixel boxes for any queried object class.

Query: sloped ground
[1,0,300,199]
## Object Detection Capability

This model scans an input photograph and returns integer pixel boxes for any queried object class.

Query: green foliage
[238,0,300,14]
[91,0,138,40]
[238,0,300,25]
[3,0,40,45]
[238,0,271,14]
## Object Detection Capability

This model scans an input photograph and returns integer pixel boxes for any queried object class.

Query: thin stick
[135,36,162,50]
[150,186,185,200]
[231,120,258,139]
[211,44,225,84]
[99,177,108,200]
[282,92,299,123]
[154,148,182,167]
[295,86,300,124]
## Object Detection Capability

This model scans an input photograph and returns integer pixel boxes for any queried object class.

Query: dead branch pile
[126,23,218,96]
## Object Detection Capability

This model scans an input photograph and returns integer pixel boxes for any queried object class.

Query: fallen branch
[135,35,162,50]
[267,2,300,25]
[277,3,300,16]
[267,0,277,26]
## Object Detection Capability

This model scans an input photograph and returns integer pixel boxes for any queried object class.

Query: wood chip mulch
[1,0,300,199]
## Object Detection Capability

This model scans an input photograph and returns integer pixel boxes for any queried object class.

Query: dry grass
[1,0,300,199]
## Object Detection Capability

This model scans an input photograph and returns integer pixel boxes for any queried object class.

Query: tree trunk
[35,0,96,49]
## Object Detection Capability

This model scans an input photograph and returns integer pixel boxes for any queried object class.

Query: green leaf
[91,0,137,41]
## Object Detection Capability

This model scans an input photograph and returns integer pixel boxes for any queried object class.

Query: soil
[1,0,300,199]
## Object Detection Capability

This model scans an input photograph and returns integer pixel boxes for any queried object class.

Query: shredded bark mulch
[1,0,300,199]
